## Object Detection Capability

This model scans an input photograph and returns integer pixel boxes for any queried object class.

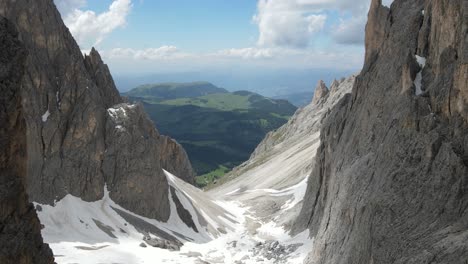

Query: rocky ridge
[294,0,468,263]
[311,80,329,106]
[0,0,194,221]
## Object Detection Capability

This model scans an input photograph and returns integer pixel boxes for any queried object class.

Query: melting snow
[36,170,313,264]
[416,55,426,67]
[42,110,50,122]
[414,55,427,95]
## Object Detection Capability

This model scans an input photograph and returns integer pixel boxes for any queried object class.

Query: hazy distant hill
[125,83,297,187]
[124,82,228,101]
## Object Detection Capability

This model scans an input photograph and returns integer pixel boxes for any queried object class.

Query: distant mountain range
[123,82,297,187]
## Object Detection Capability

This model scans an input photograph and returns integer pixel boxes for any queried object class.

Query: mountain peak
[311,80,329,105]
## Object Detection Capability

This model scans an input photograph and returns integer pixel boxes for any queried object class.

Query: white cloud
[254,0,326,48]
[106,46,191,60]
[96,45,363,75]
[55,0,132,47]
[254,0,394,48]
[216,48,274,59]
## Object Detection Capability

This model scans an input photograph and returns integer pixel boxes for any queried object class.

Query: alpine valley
[0,0,466,264]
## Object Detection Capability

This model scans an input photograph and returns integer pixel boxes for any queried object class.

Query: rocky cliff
[294,0,468,263]
[0,0,194,221]
[0,16,54,264]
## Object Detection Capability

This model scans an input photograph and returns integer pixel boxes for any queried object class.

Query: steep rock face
[0,0,195,222]
[311,80,329,105]
[84,48,122,108]
[0,16,54,264]
[158,136,195,185]
[295,0,468,263]
[104,103,195,219]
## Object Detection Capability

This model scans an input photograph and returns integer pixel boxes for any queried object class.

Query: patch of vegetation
[123,82,228,100]
[195,165,230,188]
[161,93,252,111]
[125,82,297,187]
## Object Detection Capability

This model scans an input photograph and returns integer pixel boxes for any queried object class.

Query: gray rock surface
[143,234,181,251]
[0,0,195,222]
[294,0,468,263]
[311,80,329,105]
[0,16,54,264]
[84,47,122,108]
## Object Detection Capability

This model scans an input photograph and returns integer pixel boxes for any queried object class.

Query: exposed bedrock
[0,0,195,221]
[295,0,468,263]
[0,16,55,264]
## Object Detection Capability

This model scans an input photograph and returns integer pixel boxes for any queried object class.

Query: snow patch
[55,91,61,107]
[42,110,50,122]
[416,55,426,67]
[414,55,427,96]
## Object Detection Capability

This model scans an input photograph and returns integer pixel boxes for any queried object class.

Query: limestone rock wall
[295,0,468,263]
[0,0,195,222]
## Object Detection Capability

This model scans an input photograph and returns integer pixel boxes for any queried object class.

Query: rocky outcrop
[295,0,468,263]
[84,48,122,108]
[0,16,54,264]
[364,0,390,63]
[311,80,329,105]
[159,137,195,185]
[0,0,194,222]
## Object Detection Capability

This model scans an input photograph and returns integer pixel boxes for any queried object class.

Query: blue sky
[83,0,352,51]
[54,0,393,92]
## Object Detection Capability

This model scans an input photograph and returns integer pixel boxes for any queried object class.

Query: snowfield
[36,77,354,263]
[37,171,313,264]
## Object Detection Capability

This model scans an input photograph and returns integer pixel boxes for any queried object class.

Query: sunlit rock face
[295,0,468,263]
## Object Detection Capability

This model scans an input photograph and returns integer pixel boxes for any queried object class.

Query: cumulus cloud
[254,0,326,48]
[55,0,132,47]
[254,0,395,48]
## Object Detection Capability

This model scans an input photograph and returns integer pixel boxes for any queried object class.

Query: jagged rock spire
[329,79,340,94]
[84,47,122,108]
[364,0,390,65]
[311,80,329,105]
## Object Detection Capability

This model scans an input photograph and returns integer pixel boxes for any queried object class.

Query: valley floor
[38,171,313,264]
